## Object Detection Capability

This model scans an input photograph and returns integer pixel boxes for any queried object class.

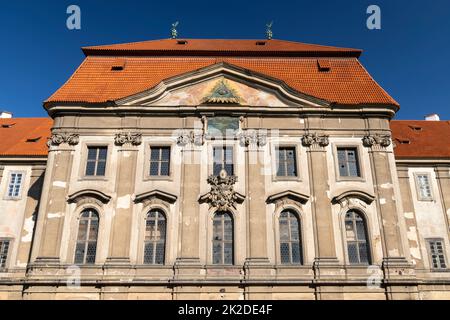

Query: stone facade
[0,39,449,300]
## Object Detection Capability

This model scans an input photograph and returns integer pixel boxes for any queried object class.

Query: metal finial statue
[266,21,273,40]
[171,21,179,39]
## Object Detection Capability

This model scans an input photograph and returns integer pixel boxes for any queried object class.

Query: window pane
[291,243,301,264]
[290,219,300,240]
[155,243,165,265]
[224,243,233,265]
[96,160,106,176]
[279,219,289,241]
[77,220,88,241]
[150,149,160,161]
[161,148,170,161]
[144,243,154,264]
[224,220,233,241]
[359,242,369,264]
[98,147,108,160]
[87,148,97,160]
[150,161,159,176]
[348,161,360,177]
[86,242,97,264]
[85,160,96,176]
[213,243,222,264]
[160,161,170,176]
[74,243,85,264]
[0,241,10,269]
[347,243,359,264]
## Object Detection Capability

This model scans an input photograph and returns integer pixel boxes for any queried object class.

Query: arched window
[279,210,303,264]
[75,209,99,264]
[212,212,234,265]
[144,209,166,265]
[345,210,371,265]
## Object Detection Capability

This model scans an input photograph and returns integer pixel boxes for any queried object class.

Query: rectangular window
[0,240,10,270]
[150,147,171,177]
[428,240,447,270]
[337,147,361,178]
[7,173,23,198]
[213,146,234,176]
[276,147,297,177]
[416,174,433,200]
[85,147,107,176]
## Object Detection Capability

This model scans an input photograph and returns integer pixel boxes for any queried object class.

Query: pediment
[67,189,112,205]
[266,190,310,205]
[116,62,329,108]
[331,190,375,205]
[134,190,178,205]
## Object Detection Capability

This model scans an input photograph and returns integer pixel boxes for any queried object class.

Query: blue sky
[0,0,449,120]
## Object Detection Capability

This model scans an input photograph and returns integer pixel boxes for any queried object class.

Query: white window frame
[5,171,25,200]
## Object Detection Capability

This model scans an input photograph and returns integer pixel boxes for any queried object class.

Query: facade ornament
[47,133,79,147]
[176,130,204,147]
[362,134,391,148]
[238,130,267,148]
[171,21,179,39]
[301,133,329,148]
[266,21,273,40]
[199,169,245,211]
[202,79,241,104]
[114,132,142,146]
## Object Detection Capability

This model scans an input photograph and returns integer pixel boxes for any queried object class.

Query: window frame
[0,238,12,272]
[426,238,448,271]
[80,143,111,181]
[209,143,236,177]
[278,209,303,265]
[333,144,365,182]
[413,172,434,201]
[74,208,100,265]
[144,144,173,181]
[343,210,372,266]
[4,171,25,200]
[273,145,300,181]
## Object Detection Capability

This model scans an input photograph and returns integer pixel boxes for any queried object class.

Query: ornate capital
[238,130,267,148]
[176,131,204,147]
[114,132,142,146]
[199,170,245,211]
[362,134,391,149]
[47,133,79,147]
[301,133,329,148]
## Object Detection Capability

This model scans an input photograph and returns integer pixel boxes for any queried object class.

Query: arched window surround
[211,211,234,266]
[143,208,167,265]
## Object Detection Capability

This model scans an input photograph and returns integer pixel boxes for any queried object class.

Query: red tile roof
[0,118,52,157]
[82,39,363,57]
[46,43,398,107]
[390,120,450,159]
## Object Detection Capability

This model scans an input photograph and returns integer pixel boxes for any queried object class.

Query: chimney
[425,113,440,121]
[0,111,12,119]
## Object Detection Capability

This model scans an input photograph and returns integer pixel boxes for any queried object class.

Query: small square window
[213,146,234,176]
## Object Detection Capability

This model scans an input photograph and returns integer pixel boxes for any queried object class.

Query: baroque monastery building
[0,38,449,300]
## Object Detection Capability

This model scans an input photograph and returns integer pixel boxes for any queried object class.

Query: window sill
[144,176,173,182]
[79,176,109,181]
[336,176,366,183]
[273,176,302,182]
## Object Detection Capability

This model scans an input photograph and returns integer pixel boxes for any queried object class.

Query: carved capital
[362,134,391,149]
[238,130,267,148]
[177,131,204,147]
[47,133,79,147]
[114,132,142,146]
[301,133,329,148]
[199,170,245,211]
